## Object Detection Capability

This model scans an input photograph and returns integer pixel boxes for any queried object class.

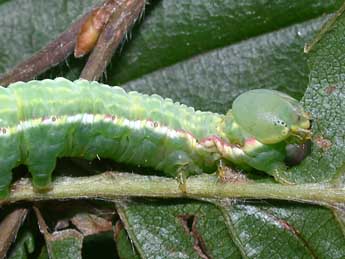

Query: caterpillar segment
[0,78,311,198]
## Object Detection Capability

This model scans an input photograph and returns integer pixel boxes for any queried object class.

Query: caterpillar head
[231,89,311,144]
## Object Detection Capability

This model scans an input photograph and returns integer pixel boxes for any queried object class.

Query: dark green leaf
[117,200,241,259]
[124,16,326,113]
[108,0,343,84]
[114,221,140,259]
[8,229,35,259]
[37,246,49,259]
[82,232,117,259]
[118,199,345,259]
[35,207,84,259]
[44,230,83,259]
[279,4,345,184]
[219,200,345,258]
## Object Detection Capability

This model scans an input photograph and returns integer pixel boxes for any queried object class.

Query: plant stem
[80,0,145,80]
[0,4,100,86]
[1,173,345,206]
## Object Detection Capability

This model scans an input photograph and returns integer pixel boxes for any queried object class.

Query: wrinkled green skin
[0,78,311,198]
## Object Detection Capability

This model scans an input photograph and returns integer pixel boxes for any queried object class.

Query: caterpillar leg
[176,170,188,193]
[202,136,287,177]
[27,158,56,191]
[0,170,12,199]
[0,135,21,198]
[216,160,248,183]
[269,167,294,184]
[216,160,226,180]
[22,122,67,191]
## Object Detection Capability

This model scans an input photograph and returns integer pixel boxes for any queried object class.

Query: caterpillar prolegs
[0,78,311,198]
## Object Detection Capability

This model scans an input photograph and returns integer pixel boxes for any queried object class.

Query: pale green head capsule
[232,89,311,144]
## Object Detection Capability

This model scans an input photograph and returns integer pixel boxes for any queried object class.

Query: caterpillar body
[0,78,311,198]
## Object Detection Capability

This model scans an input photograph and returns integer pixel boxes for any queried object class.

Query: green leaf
[8,229,35,259]
[117,200,241,259]
[117,199,345,259]
[37,246,49,259]
[114,221,141,259]
[108,0,343,85]
[34,206,84,259]
[278,4,345,184]
[0,0,341,100]
[219,200,345,258]
[124,16,326,112]
[44,230,83,259]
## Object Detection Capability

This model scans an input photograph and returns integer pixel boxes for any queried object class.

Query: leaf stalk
[1,173,344,206]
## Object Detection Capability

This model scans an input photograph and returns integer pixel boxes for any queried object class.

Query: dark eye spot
[274,119,287,127]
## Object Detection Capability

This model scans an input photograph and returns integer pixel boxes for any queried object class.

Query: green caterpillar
[0,78,311,198]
